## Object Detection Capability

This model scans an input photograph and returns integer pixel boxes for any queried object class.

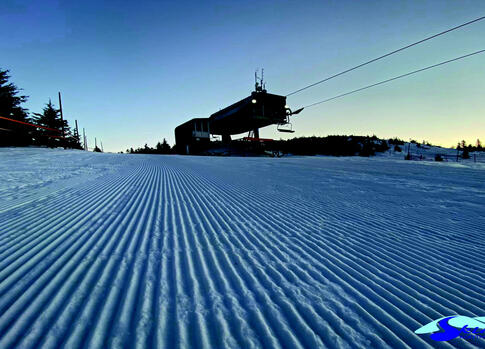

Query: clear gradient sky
[1,0,484,152]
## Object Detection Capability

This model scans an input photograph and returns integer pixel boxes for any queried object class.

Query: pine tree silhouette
[33,100,70,147]
[0,69,32,146]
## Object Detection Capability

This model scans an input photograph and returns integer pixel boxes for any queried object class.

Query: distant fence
[405,151,485,163]
[439,152,484,163]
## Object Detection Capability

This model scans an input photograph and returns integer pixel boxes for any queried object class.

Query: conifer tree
[0,69,32,146]
[33,100,70,147]
[156,138,171,154]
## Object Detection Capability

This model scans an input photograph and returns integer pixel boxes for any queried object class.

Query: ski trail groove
[1,151,483,349]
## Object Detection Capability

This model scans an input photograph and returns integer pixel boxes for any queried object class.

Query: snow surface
[0,147,484,349]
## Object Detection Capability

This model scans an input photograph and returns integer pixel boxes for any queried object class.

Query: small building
[174,118,210,155]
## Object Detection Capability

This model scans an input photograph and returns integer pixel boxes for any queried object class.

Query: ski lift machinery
[175,69,305,154]
[208,69,304,139]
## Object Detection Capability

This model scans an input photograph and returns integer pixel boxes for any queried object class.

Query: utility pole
[58,92,65,140]
[74,120,79,138]
[83,128,87,150]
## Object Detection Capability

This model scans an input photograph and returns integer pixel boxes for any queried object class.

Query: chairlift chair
[277,122,295,133]
[277,111,297,133]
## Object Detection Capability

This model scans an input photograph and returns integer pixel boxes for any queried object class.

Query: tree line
[266,135,390,156]
[456,139,483,159]
[125,139,174,154]
[0,68,82,149]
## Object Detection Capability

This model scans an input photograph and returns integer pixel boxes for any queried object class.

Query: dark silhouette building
[175,118,211,155]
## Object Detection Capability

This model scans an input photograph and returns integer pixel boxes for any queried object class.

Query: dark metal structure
[209,89,287,141]
[175,71,303,155]
[174,118,211,155]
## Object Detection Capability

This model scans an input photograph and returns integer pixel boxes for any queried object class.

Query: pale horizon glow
[1,0,484,152]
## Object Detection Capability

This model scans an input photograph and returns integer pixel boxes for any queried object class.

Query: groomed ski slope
[0,148,484,349]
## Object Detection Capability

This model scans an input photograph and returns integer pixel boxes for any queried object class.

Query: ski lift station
[175,72,303,155]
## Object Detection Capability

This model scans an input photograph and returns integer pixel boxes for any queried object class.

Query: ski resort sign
[415,316,485,342]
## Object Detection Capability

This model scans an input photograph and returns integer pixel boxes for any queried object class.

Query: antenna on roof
[261,68,265,90]
[255,69,259,91]
[255,68,265,92]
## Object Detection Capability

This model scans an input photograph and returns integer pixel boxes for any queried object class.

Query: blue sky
[1,0,484,152]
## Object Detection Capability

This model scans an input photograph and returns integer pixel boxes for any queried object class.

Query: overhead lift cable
[286,16,485,97]
[303,49,485,108]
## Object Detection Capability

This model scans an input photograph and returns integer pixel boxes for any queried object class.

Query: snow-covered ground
[0,148,484,349]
